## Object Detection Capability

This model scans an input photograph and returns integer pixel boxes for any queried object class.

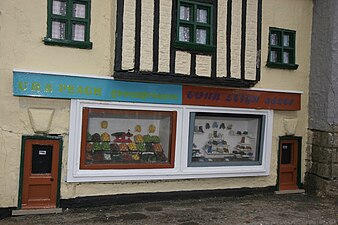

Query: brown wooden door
[279,139,299,190]
[21,139,60,209]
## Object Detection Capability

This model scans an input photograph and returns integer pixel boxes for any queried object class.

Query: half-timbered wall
[114,0,262,87]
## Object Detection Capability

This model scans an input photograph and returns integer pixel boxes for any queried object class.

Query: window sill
[44,37,93,49]
[174,41,215,53]
[266,62,298,70]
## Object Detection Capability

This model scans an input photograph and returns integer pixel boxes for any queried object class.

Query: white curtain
[196,29,207,44]
[283,34,290,47]
[52,21,66,39]
[179,26,190,42]
[52,0,67,16]
[270,33,278,45]
[180,6,190,21]
[270,51,278,62]
[72,24,85,41]
[283,51,289,64]
[73,3,86,18]
[197,9,207,23]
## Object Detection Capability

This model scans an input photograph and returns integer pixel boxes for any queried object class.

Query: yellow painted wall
[0,0,312,207]
[259,0,313,182]
[0,0,115,207]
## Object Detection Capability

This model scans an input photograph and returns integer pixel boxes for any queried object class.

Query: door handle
[50,178,54,181]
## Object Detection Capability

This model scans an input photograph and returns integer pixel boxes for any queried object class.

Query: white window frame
[67,99,273,182]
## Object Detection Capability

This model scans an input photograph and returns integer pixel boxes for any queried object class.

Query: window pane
[281,143,292,164]
[52,0,67,16]
[283,34,290,47]
[270,33,278,46]
[189,113,263,167]
[270,50,278,63]
[196,28,207,44]
[180,5,191,21]
[197,8,208,23]
[32,145,53,174]
[283,51,289,64]
[179,26,190,42]
[83,108,175,168]
[72,24,85,41]
[73,3,86,18]
[52,21,66,39]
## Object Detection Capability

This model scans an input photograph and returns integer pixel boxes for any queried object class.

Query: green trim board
[266,62,299,70]
[44,37,92,49]
[44,0,92,49]
[56,137,63,208]
[17,137,26,209]
[18,135,63,209]
[174,41,216,53]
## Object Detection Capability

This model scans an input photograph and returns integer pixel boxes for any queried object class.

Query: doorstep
[274,189,305,195]
[12,208,63,216]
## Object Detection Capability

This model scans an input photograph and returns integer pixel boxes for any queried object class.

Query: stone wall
[307,0,338,197]
[305,129,338,197]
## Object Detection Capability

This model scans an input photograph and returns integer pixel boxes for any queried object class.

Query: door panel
[279,139,299,190]
[21,139,60,209]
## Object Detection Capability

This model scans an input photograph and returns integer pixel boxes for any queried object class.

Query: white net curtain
[51,0,86,41]
[179,5,208,44]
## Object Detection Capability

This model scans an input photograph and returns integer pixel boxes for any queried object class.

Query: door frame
[18,135,63,209]
[277,136,302,191]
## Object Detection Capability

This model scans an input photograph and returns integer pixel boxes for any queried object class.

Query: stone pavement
[1,193,337,225]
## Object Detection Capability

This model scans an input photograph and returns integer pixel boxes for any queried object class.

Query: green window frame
[175,0,215,53]
[267,27,298,70]
[44,0,92,49]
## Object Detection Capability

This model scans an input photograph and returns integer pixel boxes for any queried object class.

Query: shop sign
[13,71,182,104]
[182,85,301,111]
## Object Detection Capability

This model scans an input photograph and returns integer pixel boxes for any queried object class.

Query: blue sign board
[13,71,182,105]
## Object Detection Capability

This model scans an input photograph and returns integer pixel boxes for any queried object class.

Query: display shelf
[189,112,262,165]
[228,134,256,139]
[80,107,176,169]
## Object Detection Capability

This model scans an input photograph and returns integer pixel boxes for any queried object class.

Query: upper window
[44,0,92,49]
[175,0,215,52]
[267,27,298,70]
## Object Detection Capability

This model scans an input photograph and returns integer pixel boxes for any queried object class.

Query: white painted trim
[249,87,303,94]
[13,69,115,80]
[67,99,273,182]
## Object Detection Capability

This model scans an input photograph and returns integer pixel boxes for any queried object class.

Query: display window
[80,108,177,169]
[68,100,272,182]
[188,113,264,167]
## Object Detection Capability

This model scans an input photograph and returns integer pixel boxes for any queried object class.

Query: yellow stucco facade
[0,0,313,208]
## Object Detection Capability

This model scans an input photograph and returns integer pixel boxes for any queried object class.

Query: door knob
[50,178,54,181]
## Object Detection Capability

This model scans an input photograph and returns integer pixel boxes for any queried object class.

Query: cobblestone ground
[1,193,337,225]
